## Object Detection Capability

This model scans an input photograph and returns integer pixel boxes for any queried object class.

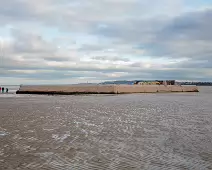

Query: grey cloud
[93,7,212,69]
[0,0,182,30]
[1,69,121,81]
[3,29,74,62]
[10,29,56,54]
[2,28,212,83]
[110,68,212,82]
[169,58,212,69]
[1,0,212,83]
[159,9,212,41]
[91,56,130,62]
[144,9,212,61]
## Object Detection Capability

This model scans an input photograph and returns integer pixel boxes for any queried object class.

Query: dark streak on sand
[1,87,212,170]
[16,91,116,95]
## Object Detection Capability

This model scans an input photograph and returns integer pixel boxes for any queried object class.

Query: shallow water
[0,87,212,170]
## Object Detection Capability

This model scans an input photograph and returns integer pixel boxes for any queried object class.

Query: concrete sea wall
[115,85,198,93]
[16,85,199,95]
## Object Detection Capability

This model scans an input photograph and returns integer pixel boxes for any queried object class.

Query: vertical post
[163,80,167,86]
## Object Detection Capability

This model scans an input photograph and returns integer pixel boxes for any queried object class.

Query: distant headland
[100,80,212,86]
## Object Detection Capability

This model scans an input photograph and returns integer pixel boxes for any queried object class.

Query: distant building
[134,81,160,85]
[156,80,176,85]
[134,80,176,85]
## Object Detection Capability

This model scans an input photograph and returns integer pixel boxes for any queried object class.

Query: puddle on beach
[0,131,9,137]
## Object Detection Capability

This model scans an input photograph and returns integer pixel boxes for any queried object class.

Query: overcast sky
[0,0,212,85]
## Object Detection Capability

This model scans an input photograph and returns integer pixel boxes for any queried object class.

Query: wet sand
[1,88,212,169]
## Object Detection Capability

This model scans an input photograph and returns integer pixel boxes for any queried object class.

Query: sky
[0,0,212,85]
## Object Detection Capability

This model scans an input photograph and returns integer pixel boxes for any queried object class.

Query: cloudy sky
[0,0,212,85]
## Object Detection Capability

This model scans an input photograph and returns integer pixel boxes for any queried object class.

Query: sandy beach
[0,87,212,169]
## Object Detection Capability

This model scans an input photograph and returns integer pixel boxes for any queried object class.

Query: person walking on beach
[6,88,8,93]
[2,87,4,93]
[0,87,1,93]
